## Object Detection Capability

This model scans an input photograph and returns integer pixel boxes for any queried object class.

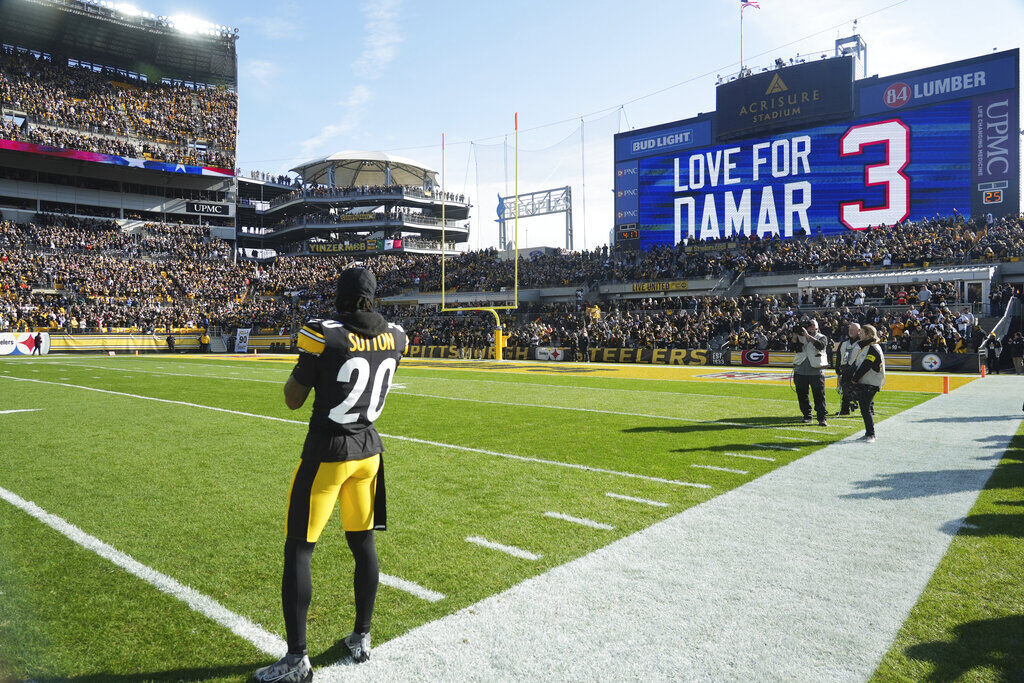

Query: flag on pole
[741,0,760,9]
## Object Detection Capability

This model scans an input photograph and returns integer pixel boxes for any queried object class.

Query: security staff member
[850,324,885,443]
[255,268,407,683]
[837,322,861,416]
[792,318,829,426]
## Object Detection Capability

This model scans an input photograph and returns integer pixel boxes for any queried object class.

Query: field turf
[0,354,945,680]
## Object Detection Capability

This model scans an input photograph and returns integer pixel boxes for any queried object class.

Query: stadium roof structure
[292,151,439,188]
[0,0,237,86]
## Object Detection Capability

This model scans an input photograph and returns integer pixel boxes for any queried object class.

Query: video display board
[615,50,1020,251]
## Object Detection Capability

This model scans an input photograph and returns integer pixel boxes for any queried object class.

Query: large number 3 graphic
[839,119,911,231]
[328,356,398,424]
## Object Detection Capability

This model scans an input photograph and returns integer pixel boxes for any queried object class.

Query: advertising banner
[716,57,854,140]
[0,138,233,176]
[912,352,980,373]
[970,91,1020,218]
[0,332,49,356]
[631,280,689,293]
[707,348,732,366]
[235,328,251,353]
[739,349,769,366]
[186,201,230,216]
[587,348,708,365]
[310,242,367,253]
[858,51,1017,117]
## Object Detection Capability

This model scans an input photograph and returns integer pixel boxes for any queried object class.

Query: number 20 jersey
[291,314,407,461]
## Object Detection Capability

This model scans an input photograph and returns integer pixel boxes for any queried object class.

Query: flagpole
[740,2,743,72]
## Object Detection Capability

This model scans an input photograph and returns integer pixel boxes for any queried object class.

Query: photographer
[850,324,886,443]
[792,318,829,426]
[837,322,861,416]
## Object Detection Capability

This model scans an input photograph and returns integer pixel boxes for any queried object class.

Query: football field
[0,354,1019,681]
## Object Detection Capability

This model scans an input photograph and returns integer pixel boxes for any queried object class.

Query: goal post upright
[439,114,519,360]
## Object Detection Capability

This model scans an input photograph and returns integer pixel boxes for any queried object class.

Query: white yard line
[0,409,41,415]
[753,443,800,451]
[543,512,614,531]
[777,435,820,442]
[379,574,445,603]
[0,484,287,658]
[0,375,708,489]
[692,464,748,475]
[329,376,1021,681]
[63,363,281,384]
[723,452,776,462]
[381,433,712,489]
[605,492,669,507]
[465,536,540,561]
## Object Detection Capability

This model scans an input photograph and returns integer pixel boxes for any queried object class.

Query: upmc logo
[884,82,911,108]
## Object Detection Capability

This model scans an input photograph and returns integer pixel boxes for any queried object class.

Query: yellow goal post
[440,114,519,360]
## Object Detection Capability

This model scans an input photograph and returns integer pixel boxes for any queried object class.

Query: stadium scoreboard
[614,50,1020,250]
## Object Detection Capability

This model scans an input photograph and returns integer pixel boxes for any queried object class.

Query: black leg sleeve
[346,530,379,635]
[282,539,316,656]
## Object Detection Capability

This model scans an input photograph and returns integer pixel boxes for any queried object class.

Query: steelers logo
[921,353,942,371]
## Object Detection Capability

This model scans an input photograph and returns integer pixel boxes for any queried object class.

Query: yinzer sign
[632,280,689,293]
[589,348,708,365]
[310,242,367,253]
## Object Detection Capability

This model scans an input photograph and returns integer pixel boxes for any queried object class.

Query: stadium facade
[237,151,471,259]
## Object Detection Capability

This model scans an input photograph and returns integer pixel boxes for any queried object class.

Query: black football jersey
[291,313,407,460]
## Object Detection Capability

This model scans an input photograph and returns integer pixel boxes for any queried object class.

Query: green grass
[0,355,930,680]
[873,425,1024,682]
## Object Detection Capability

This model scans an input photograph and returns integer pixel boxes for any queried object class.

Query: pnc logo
[765,74,788,94]
[884,82,911,108]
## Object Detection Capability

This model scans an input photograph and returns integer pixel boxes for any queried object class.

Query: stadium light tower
[835,34,867,78]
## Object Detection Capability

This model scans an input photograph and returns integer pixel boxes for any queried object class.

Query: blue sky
[134,0,1024,248]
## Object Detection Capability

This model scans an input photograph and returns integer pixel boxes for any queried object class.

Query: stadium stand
[2,212,1018,356]
[0,48,237,168]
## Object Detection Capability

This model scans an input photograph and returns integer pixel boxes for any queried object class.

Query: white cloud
[299,85,373,157]
[292,0,403,159]
[352,0,404,79]
[243,60,281,88]
[240,6,302,41]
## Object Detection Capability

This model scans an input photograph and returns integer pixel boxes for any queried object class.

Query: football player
[255,268,407,683]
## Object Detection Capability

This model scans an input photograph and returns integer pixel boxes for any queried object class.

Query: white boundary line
[465,536,540,561]
[723,452,776,462]
[379,573,445,603]
[605,492,669,507]
[0,375,710,489]
[543,512,614,531]
[0,484,287,657]
[692,464,748,475]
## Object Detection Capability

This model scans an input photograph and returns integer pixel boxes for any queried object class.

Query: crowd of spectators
[270,184,468,208]
[1,50,236,167]
[2,212,1022,354]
